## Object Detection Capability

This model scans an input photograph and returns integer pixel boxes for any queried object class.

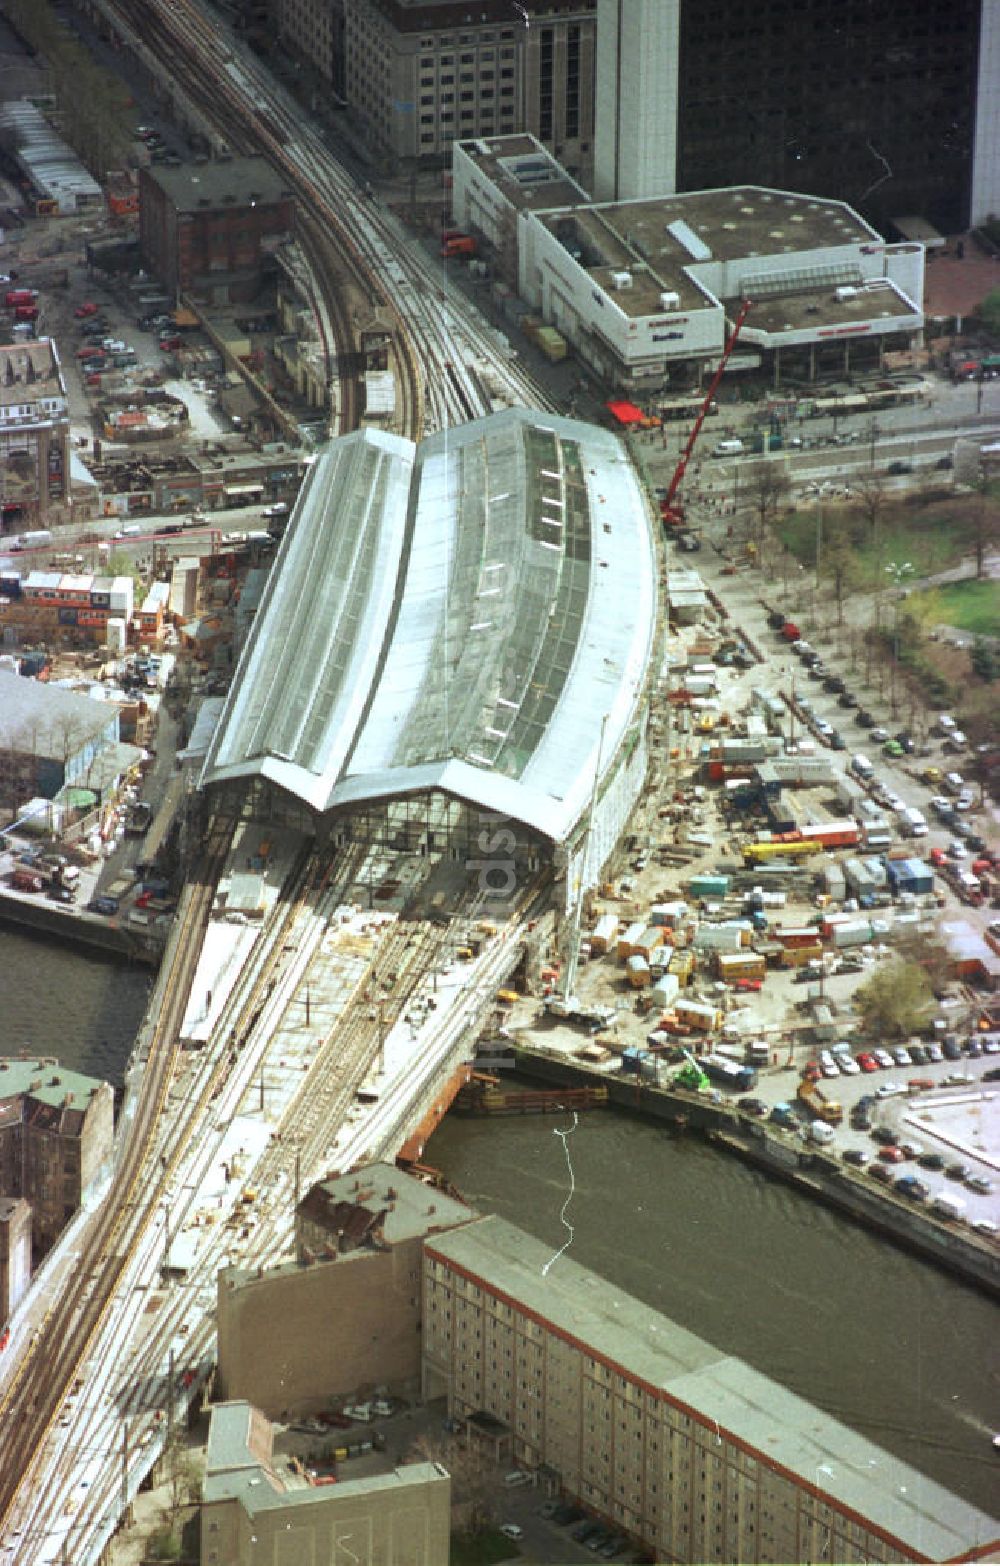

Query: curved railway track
[100,0,557,437]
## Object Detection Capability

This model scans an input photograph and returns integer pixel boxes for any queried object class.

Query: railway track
[95,0,557,437]
[0,847,225,1534]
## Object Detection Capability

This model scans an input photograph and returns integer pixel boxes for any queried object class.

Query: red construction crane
[659,298,753,528]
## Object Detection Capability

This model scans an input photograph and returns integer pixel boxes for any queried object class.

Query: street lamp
[868,418,881,470]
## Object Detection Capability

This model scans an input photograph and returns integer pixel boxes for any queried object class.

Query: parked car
[869,1163,894,1184]
[842,1148,869,1167]
[965,1175,993,1196]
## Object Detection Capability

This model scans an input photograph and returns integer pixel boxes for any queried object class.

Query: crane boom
[660,298,753,527]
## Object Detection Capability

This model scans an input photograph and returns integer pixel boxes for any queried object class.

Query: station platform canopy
[200,409,657,845]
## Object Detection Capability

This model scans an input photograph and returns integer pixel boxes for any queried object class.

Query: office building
[423,1215,998,1562]
[296,0,596,178]
[594,0,997,234]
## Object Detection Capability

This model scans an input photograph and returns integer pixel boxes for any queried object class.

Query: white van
[899,806,928,837]
[808,1121,835,1145]
[712,438,744,457]
[850,754,874,779]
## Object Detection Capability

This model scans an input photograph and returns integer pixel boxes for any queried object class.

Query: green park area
[918,577,1000,637]
[777,488,999,591]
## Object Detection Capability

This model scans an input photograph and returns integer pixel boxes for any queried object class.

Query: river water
[426,1106,1000,1519]
[1,927,151,1087]
[12,931,998,1518]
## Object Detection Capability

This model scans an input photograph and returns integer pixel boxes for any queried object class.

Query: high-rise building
[594,0,997,234]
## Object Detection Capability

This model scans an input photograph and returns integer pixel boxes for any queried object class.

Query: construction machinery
[659,298,753,529]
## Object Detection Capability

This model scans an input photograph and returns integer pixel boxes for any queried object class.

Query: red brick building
[138,158,295,305]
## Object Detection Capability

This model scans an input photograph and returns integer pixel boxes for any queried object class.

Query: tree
[855,958,933,1040]
[851,471,888,562]
[821,531,861,625]
[742,462,791,562]
[980,288,1000,336]
[968,476,1000,579]
[407,1431,496,1537]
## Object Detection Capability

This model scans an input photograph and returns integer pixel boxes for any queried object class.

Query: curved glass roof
[201,409,657,844]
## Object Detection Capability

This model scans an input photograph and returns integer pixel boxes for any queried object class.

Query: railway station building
[452,135,925,392]
[423,1214,1000,1563]
[200,408,659,911]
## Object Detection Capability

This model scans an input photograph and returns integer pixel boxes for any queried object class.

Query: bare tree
[969,477,1000,579]
[821,532,860,626]
[742,462,791,563]
[407,1432,497,1537]
[851,471,888,564]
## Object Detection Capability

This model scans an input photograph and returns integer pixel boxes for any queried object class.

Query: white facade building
[971,0,1000,226]
[593,0,679,202]
[453,136,925,391]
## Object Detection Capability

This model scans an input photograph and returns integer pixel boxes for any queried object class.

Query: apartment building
[0,339,70,530]
[0,1059,114,1261]
[423,1215,998,1563]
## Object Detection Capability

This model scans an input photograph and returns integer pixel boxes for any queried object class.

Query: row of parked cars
[534,1499,632,1558]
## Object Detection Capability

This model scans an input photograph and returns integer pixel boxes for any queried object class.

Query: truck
[4,288,37,307]
[899,806,928,838]
[797,1077,844,1124]
[702,1054,757,1092]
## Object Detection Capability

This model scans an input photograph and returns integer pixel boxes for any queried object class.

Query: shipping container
[675,998,721,1031]
[590,913,619,955]
[774,926,824,949]
[626,954,652,989]
[715,951,767,981]
[693,922,751,953]
[617,920,646,961]
[779,942,824,968]
[688,873,730,899]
